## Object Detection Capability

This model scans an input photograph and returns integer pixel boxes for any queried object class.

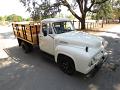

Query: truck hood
[55,31,104,48]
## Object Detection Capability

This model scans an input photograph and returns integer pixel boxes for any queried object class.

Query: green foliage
[17,16,22,22]
[6,14,23,22]
[114,0,120,8]
[66,15,75,20]
[91,0,120,23]
[113,8,120,19]
[25,18,31,21]
[92,1,113,20]
[20,0,60,21]
[112,0,120,19]
[0,16,7,22]
[0,16,3,21]
[55,13,64,18]
[19,0,110,29]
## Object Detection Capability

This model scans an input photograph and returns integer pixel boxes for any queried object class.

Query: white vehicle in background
[12,18,108,75]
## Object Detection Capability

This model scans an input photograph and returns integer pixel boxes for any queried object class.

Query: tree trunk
[80,16,86,30]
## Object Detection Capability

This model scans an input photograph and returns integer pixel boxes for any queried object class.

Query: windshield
[52,21,75,34]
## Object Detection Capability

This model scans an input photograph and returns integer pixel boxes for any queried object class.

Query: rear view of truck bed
[12,22,40,45]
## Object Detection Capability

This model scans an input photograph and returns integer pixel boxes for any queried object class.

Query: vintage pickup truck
[12,18,108,75]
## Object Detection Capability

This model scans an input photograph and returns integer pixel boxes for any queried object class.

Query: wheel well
[57,54,75,68]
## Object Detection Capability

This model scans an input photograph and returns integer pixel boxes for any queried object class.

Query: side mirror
[43,29,47,36]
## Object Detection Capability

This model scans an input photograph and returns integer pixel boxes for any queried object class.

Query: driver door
[39,23,54,55]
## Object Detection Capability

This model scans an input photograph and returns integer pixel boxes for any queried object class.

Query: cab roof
[41,18,71,24]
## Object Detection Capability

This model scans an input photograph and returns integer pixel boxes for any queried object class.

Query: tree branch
[87,0,95,11]
[87,0,109,12]
[61,0,82,21]
[76,0,84,14]
[84,0,88,13]
[95,0,109,4]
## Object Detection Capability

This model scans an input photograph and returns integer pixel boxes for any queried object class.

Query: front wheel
[58,56,75,75]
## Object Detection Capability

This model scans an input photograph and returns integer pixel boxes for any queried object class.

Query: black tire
[58,55,75,75]
[28,44,33,52]
[17,38,22,46]
[21,42,33,53]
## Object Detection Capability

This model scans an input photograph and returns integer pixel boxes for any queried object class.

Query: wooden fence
[72,20,103,30]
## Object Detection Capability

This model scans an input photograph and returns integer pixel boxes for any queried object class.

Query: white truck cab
[39,18,108,74]
[12,18,108,75]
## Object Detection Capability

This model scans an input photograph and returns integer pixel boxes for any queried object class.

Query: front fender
[55,45,92,73]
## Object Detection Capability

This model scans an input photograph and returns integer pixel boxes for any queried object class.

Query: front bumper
[94,52,108,68]
[85,51,108,74]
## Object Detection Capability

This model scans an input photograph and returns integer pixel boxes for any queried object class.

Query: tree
[17,16,23,22]
[20,0,61,21]
[92,0,120,21]
[20,0,109,29]
[25,17,31,21]
[66,14,75,20]
[92,1,113,21]
[59,0,110,29]
[6,14,23,22]
[112,0,120,22]
[0,16,3,21]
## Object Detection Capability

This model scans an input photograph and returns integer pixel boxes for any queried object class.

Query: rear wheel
[17,38,22,46]
[21,42,33,53]
[58,55,75,75]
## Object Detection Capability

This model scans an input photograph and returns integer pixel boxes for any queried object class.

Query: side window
[42,23,53,36]
[48,26,53,34]
[42,24,48,32]
[42,23,48,36]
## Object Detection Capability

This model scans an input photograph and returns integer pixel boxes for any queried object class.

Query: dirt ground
[85,24,120,34]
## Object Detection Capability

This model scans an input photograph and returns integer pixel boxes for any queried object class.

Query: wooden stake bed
[12,22,40,45]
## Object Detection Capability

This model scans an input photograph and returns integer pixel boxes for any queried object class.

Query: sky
[0,0,30,18]
[0,0,80,18]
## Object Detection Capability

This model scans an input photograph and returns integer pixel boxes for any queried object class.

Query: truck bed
[12,22,40,45]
